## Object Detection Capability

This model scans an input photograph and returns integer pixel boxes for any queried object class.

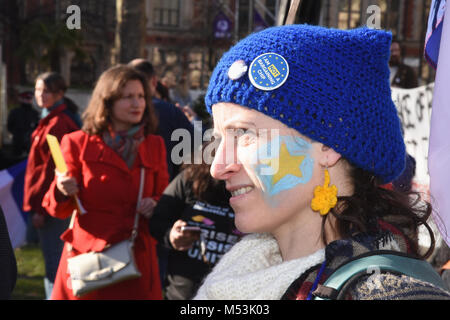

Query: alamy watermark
[366,5,381,29]
[172,121,281,175]
[64,4,383,31]
[66,5,81,30]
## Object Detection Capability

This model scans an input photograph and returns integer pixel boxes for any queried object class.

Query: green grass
[11,244,46,300]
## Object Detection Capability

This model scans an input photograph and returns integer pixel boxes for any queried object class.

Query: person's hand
[182,106,197,122]
[169,219,201,251]
[55,171,79,197]
[137,197,157,219]
[31,213,46,229]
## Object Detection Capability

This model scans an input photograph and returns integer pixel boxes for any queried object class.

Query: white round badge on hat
[248,52,289,91]
[228,60,248,80]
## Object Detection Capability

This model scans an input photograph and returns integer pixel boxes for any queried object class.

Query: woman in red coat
[23,72,81,299]
[42,65,169,299]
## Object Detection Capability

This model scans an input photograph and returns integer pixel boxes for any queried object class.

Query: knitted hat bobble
[205,24,406,183]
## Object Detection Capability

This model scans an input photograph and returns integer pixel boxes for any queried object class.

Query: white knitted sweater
[194,233,325,300]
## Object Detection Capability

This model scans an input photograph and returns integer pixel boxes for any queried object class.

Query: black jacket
[149,170,238,282]
[391,63,418,89]
[153,98,195,181]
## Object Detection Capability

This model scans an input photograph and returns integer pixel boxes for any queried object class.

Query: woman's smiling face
[210,102,323,234]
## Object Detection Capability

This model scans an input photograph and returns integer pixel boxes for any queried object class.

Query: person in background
[128,58,197,287]
[7,91,39,158]
[149,142,240,300]
[23,72,81,299]
[389,41,419,88]
[193,24,450,300]
[42,65,168,300]
[170,75,198,122]
[161,68,178,101]
[155,81,170,102]
[170,75,192,109]
[7,91,40,245]
[128,59,196,181]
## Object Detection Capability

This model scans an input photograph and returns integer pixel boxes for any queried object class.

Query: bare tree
[113,0,147,64]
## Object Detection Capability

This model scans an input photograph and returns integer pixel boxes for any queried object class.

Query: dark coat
[391,63,418,89]
[7,103,39,155]
[153,98,195,181]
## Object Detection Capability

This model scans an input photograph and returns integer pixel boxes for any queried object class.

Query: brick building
[0,0,435,91]
[0,0,116,88]
[0,0,437,150]
[320,0,435,84]
[145,0,434,91]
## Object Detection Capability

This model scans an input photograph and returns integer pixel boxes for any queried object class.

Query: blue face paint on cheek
[253,135,314,198]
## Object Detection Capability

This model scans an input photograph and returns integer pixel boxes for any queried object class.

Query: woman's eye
[235,128,246,137]
[122,94,143,100]
[235,128,256,145]
[238,128,256,137]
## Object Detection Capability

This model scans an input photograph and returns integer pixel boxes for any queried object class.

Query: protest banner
[391,83,434,196]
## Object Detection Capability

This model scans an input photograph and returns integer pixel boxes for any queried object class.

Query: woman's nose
[131,96,141,106]
[210,138,240,180]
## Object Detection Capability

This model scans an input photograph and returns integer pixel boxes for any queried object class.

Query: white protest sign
[391,83,434,193]
[391,84,446,250]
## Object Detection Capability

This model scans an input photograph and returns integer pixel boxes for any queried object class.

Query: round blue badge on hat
[248,52,289,91]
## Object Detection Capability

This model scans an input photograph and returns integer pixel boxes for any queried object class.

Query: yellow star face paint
[260,142,306,185]
[254,135,314,197]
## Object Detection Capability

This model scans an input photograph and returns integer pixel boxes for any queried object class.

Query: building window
[338,0,362,29]
[379,0,401,38]
[153,0,180,28]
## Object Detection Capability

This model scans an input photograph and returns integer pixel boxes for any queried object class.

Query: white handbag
[66,168,145,297]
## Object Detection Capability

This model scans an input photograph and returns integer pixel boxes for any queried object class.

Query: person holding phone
[149,144,240,300]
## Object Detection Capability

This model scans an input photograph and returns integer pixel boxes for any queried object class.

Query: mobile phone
[181,226,201,232]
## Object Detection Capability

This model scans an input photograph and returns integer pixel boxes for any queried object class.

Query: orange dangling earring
[311,167,338,216]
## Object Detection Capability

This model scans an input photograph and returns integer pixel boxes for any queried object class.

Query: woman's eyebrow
[223,120,257,129]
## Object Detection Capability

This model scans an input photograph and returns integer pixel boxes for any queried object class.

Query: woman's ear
[318,144,342,168]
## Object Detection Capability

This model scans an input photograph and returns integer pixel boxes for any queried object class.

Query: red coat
[23,104,80,215]
[42,130,169,300]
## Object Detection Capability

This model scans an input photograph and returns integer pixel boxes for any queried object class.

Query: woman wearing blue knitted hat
[193,24,450,300]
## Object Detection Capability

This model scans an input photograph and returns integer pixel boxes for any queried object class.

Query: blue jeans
[37,215,69,286]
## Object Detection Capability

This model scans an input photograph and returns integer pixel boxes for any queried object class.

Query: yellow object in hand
[46,134,87,214]
[46,134,68,173]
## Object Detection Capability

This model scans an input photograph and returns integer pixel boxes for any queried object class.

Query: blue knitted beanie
[205,24,405,183]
